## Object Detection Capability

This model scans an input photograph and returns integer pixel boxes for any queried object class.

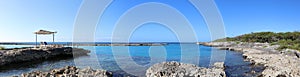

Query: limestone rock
[0,47,90,67]
[21,66,112,77]
[146,61,226,77]
[203,42,300,77]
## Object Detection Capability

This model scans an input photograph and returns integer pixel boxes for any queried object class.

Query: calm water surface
[0,44,263,77]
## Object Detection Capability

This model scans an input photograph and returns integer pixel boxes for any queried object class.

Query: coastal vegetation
[214,32,300,51]
[0,46,4,50]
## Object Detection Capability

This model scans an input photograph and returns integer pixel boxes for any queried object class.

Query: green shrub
[263,46,267,48]
[270,42,277,46]
[276,45,289,51]
[0,46,4,50]
[214,31,300,51]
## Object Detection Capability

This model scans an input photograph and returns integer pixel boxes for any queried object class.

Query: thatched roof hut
[34,30,57,46]
[34,30,57,35]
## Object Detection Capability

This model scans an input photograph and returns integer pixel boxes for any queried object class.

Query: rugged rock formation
[146,61,226,77]
[20,61,225,77]
[0,47,90,67]
[21,66,112,77]
[201,42,300,77]
[244,53,300,77]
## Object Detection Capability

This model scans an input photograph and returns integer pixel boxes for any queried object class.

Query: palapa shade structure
[34,30,57,46]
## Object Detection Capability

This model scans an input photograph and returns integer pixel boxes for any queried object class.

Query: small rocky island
[0,46,90,67]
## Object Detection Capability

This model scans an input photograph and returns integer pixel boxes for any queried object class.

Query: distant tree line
[214,32,300,51]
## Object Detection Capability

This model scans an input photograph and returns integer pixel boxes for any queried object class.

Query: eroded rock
[21,66,112,77]
[146,61,226,77]
[202,42,300,77]
[0,47,90,67]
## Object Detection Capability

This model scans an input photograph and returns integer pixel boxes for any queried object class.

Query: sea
[0,42,264,77]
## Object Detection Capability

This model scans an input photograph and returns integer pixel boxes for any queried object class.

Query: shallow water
[0,45,33,49]
[0,44,263,77]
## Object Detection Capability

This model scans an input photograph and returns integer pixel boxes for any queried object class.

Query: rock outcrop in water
[0,47,90,67]
[146,61,226,77]
[20,62,225,77]
[200,42,300,77]
[21,66,112,77]
[3,46,227,77]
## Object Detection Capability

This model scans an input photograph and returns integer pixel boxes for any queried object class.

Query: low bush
[0,46,4,50]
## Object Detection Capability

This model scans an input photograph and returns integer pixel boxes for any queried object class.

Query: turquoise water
[0,45,33,49]
[0,44,263,77]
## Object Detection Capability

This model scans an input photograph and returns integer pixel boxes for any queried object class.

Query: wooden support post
[35,34,37,47]
[53,33,55,43]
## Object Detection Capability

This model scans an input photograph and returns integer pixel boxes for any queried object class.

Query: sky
[0,0,299,42]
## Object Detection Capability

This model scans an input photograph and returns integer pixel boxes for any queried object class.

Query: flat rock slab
[0,47,90,67]
[146,61,226,77]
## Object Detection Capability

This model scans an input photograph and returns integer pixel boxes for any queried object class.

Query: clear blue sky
[0,0,299,42]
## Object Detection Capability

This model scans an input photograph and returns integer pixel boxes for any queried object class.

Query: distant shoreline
[0,42,201,46]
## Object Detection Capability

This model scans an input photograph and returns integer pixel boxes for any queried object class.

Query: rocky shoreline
[18,61,225,77]
[4,42,298,77]
[200,42,300,77]
[0,43,168,46]
[1,46,228,77]
[0,47,90,67]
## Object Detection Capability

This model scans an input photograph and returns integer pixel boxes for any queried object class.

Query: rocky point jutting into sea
[0,46,90,67]
[200,42,300,77]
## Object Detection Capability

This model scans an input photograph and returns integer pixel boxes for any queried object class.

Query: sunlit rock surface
[201,42,300,77]
[146,61,226,77]
[0,47,90,67]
